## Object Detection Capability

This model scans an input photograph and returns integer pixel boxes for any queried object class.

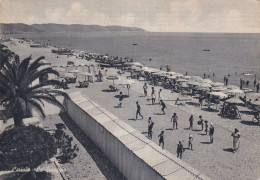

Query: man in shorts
[143,83,148,96]
[136,101,143,120]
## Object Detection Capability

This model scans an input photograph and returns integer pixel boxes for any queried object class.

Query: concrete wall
[65,92,210,180]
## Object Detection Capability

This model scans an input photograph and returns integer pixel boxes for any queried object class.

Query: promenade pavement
[66,73,260,180]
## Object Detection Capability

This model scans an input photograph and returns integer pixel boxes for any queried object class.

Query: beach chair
[78,81,89,88]
[109,85,118,91]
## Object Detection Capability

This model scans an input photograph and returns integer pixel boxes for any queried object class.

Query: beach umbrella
[61,73,75,79]
[210,92,228,99]
[212,87,227,92]
[211,82,224,87]
[176,78,188,82]
[228,89,244,95]
[226,85,239,90]
[187,81,200,86]
[250,100,260,106]
[167,72,177,76]
[182,76,191,80]
[106,75,119,86]
[175,73,183,77]
[225,98,244,105]
[200,83,212,88]
[69,69,80,73]
[242,88,254,93]
[191,76,203,82]
[131,62,144,67]
[167,75,178,80]
[194,86,210,91]
[203,79,212,84]
[180,82,189,88]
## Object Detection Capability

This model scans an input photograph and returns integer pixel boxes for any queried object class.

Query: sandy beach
[3,38,260,180]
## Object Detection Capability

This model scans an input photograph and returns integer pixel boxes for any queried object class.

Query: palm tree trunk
[13,112,24,126]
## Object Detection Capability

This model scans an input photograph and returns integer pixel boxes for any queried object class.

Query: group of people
[116,75,242,160]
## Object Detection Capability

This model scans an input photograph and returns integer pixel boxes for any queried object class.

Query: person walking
[151,87,156,105]
[199,115,204,131]
[118,92,123,108]
[160,99,167,114]
[136,101,143,120]
[148,122,154,140]
[209,123,214,143]
[188,134,193,150]
[158,131,164,149]
[256,83,259,93]
[171,113,178,130]
[205,121,208,135]
[148,117,152,127]
[177,140,184,159]
[143,83,148,96]
[189,115,194,130]
[231,128,240,153]
[158,89,162,102]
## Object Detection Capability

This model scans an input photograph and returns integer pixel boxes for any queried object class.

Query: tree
[0,49,68,126]
[0,125,57,179]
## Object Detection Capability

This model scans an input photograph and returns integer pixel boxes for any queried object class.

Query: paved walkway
[66,74,260,180]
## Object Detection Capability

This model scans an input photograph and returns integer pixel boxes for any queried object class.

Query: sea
[10,32,260,89]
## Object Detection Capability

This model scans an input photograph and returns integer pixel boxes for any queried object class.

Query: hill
[0,23,145,34]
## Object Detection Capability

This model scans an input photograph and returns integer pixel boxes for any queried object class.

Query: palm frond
[28,99,46,118]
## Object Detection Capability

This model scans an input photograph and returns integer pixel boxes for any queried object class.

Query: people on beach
[118,92,123,108]
[143,83,148,96]
[177,140,184,159]
[199,115,204,131]
[175,98,179,105]
[209,123,214,143]
[205,121,208,135]
[148,116,152,126]
[240,78,243,89]
[158,131,164,149]
[231,128,240,153]
[158,89,162,102]
[160,100,167,114]
[148,122,154,140]
[189,115,194,130]
[136,101,143,120]
[199,95,203,108]
[256,83,259,93]
[188,134,193,150]
[151,87,156,105]
[171,113,178,130]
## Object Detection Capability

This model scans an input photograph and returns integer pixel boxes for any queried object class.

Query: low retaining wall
[65,91,210,180]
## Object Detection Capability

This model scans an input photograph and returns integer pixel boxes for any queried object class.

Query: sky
[0,0,259,33]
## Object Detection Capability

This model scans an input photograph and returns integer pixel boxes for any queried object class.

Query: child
[205,121,208,135]
[118,92,123,108]
[148,122,154,140]
[158,131,164,149]
[160,100,167,114]
[177,140,184,159]
[188,134,193,150]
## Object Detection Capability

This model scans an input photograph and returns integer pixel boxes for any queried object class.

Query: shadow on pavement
[240,120,259,126]
[223,148,234,153]
[200,142,211,144]
[128,118,136,121]
[59,113,125,180]
[185,102,200,107]
[201,108,219,113]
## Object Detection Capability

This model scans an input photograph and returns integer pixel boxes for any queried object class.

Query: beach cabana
[79,72,93,82]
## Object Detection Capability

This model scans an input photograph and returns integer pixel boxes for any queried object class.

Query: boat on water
[202,49,210,51]
[133,43,138,46]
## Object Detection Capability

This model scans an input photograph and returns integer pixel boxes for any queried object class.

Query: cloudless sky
[0,0,259,33]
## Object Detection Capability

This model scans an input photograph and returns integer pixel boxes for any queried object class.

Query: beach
[2,37,260,180]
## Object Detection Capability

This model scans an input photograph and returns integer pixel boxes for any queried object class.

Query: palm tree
[0,53,68,126]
